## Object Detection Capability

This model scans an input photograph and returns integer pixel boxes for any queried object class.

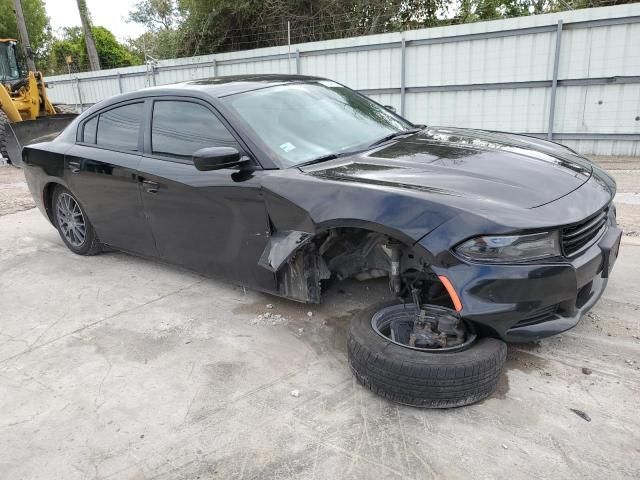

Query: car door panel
[137,157,275,290]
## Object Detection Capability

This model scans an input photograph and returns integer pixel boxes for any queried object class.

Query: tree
[167,0,454,56]
[127,0,182,60]
[48,26,142,74]
[76,0,100,70]
[126,29,182,61]
[0,0,51,66]
[128,0,182,30]
[128,0,640,61]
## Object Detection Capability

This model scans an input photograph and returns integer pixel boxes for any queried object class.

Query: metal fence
[45,4,640,156]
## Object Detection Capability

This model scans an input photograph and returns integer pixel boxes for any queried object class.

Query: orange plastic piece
[438,275,463,312]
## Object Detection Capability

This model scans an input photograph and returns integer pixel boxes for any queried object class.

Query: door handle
[68,161,81,173]
[142,180,159,193]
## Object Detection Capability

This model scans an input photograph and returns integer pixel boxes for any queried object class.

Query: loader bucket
[5,114,77,167]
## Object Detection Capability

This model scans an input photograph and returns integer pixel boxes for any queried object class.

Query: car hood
[301,127,594,209]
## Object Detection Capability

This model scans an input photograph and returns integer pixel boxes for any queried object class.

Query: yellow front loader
[0,38,77,166]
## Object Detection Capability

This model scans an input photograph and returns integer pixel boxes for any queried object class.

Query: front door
[137,98,274,290]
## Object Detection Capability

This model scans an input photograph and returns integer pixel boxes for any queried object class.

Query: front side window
[221,80,412,167]
[96,103,143,151]
[151,101,239,159]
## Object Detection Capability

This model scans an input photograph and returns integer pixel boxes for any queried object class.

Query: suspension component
[388,240,402,295]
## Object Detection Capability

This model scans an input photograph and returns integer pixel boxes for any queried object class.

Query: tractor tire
[347,301,507,408]
[0,110,9,163]
[54,104,78,115]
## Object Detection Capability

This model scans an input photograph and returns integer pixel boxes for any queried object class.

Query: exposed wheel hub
[371,303,476,352]
[409,306,467,348]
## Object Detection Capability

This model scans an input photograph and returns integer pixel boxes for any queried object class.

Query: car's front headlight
[455,231,561,263]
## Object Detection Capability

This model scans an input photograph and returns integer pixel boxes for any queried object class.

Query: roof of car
[77,74,331,120]
[142,74,326,98]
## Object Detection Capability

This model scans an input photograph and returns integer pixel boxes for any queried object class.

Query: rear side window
[151,101,239,159]
[83,116,97,143]
[96,103,143,151]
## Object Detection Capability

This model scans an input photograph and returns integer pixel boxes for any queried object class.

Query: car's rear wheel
[348,301,507,408]
[52,185,102,255]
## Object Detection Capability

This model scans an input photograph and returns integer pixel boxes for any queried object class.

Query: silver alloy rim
[56,193,86,247]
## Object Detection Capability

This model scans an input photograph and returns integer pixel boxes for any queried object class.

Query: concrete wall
[45,4,640,155]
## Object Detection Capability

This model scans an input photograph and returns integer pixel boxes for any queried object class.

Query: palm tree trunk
[76,0,101,71]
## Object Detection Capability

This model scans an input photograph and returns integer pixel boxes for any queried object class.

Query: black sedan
[22,75,621,407]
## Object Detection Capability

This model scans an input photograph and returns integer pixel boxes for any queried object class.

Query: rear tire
[52,185,102,255]
[0,110,10,163]
[348,301,507,408]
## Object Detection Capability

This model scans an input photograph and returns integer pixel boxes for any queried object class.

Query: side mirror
[383,105,396,113]
[193,147,245,171]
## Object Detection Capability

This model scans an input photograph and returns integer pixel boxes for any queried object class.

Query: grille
[562,208,608,256]
[513,305,558,328]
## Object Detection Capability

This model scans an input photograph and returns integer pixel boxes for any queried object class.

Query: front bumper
[430,222,622,343]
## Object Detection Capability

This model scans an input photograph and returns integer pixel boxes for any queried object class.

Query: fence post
[548,20,563,141]
[116,72,123,94]
[75,77,84,112]
[295,49,301,75]
[400,37,406,116]
[212,58,217,77]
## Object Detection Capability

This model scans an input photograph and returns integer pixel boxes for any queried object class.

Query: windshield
[221,81,412,167]
[0,42,21,82]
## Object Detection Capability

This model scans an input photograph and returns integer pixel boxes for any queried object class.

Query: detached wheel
[348,301,507,408]
[52,185,102,255]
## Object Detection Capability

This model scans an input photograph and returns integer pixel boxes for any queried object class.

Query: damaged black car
[22,75,622,407]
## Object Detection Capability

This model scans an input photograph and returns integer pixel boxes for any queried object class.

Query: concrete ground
[1,158,639,479]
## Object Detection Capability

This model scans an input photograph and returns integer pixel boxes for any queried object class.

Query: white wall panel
[554,84,640,133]
[560,23,640,79]
[406,87,549,132]
[406,32,554,87]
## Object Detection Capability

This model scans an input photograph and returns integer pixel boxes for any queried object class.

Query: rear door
[65,100,157,256]
[137,97,274,290]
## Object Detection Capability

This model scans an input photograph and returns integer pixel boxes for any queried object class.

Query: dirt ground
[0,166,35,216]
[0,157,639,479]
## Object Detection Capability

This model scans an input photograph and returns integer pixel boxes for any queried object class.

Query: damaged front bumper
[427,222,622,343]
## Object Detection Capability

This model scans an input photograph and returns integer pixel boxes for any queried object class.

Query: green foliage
[129,0,182,30]
[92,27,142,69]
[48,26,142,74]
[0,0,51,64]
[172,0,456,56]
[456,0,547,22]
[126,29,182,61]
[126,0,640,61]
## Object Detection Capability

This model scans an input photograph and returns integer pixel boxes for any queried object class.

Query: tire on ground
[52,185,102,256]
[347,301,507,408]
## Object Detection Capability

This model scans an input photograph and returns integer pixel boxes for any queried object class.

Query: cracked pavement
[0,159,639,479]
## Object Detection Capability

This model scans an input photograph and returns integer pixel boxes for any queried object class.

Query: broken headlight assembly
[455,231,561,263]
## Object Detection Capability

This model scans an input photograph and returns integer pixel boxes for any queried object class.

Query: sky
[44,0,146,41]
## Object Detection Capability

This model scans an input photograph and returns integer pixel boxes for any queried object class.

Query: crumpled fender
[258,230,313,272]
[257,171,453,271]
